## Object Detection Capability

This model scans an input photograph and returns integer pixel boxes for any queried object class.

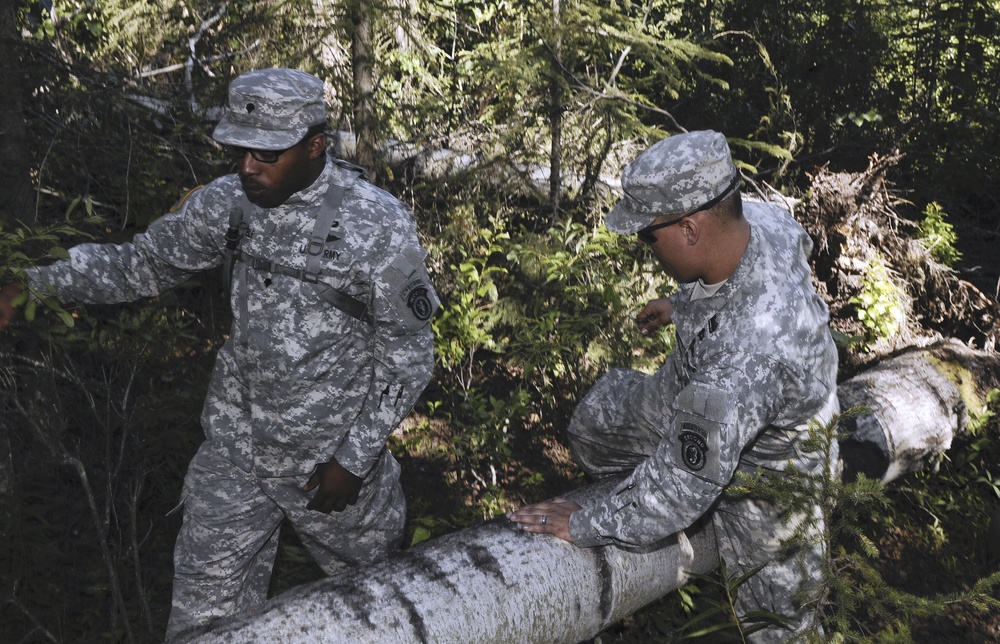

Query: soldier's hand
[304,458,364,513]
[636,297,673,335]
[507,498,580,543]
[0,283,24,332]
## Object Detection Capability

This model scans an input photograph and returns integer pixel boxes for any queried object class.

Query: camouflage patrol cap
[606,130,740,234]
[213,68,327,151]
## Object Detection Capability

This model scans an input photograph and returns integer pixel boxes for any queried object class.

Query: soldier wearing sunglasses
[2,68,438,640]
[510,131,838,643]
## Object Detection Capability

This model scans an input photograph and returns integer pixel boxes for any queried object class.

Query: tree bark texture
[186,341,999,643]
[350,0,377,175]
[548,0,564,222]
[181,479,718,644]
[839,339,1000,483]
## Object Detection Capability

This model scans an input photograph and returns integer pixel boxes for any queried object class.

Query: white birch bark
[839,339,1000,483]
[179,479,718,644]
[182,340,999,643]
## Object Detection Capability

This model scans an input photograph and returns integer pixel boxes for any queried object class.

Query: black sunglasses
[636,174,741,244]
[637,211,695,244]
[222,129,325,164]
[222,145,290,164]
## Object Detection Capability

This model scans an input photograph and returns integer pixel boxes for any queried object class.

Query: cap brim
[212,118,308,151]
[605,200,655,234]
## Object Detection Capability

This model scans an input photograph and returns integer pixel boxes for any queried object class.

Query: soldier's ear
[307,133,327,160]
[680,217,701,245]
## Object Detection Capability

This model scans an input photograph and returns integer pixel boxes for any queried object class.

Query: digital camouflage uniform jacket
[27,157,437,478]
[569,201,838,547]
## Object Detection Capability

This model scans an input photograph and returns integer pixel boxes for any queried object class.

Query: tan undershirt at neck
[691,278,726,301]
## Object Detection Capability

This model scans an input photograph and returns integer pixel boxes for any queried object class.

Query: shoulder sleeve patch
[169,185,204,213]
[378,245,439,329]
[401,279,435,321]
[670,382,734,486]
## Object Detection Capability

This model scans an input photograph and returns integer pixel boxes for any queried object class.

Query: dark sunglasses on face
[637,212,694,244]
[222,145,287,164]
[221,129,324,164]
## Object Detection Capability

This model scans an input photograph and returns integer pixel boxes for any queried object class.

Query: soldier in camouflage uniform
[509,131,838,642]
[0,68,437,640]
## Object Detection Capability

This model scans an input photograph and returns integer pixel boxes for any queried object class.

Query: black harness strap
[222,196,250,294]
[222,166,369,326]
[232,247,370,322]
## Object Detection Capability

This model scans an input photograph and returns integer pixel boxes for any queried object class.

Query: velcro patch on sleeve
[380,245,439,327]
[390,252,417,279]
[670,382,733,486]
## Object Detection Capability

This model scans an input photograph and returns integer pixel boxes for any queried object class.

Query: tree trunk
[0,0,35,225]
[839,339,1000,483]
[184,340,999,643]
[181,478,717,644]
[349,0,377,176]
[311,0,349,73]
[548,0,564,224]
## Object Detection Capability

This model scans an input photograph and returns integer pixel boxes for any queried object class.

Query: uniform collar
[675,220,760,341]
[281,155,335,208]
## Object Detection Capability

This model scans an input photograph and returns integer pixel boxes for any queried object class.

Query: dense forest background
[1,0,999,641]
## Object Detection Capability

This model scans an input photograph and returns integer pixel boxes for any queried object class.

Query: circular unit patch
[407,287,433,320]
[679,430,708,471]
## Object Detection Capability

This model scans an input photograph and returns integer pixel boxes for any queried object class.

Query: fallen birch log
[179,479,718,644]
[838,339,1000,483]
[185,340,1000,643]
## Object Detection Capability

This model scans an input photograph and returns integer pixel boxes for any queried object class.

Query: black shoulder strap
[224,168,371,323]
[305,170,371,322]
[223,195,251,293]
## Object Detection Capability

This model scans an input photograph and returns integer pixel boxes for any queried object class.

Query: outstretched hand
[635,297,674,336]
[0,284,24,332]
[303,458,364,514]
[507,497,581,543]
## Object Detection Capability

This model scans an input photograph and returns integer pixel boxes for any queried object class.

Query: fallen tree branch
[184,340,1000,643]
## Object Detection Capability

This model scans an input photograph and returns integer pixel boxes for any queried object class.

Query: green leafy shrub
[430,217,510,385]
[421,193,678,519]
[1,201,102,327]
[504,220,672,389]
[850,256,905,346]
[916,201,962,267]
